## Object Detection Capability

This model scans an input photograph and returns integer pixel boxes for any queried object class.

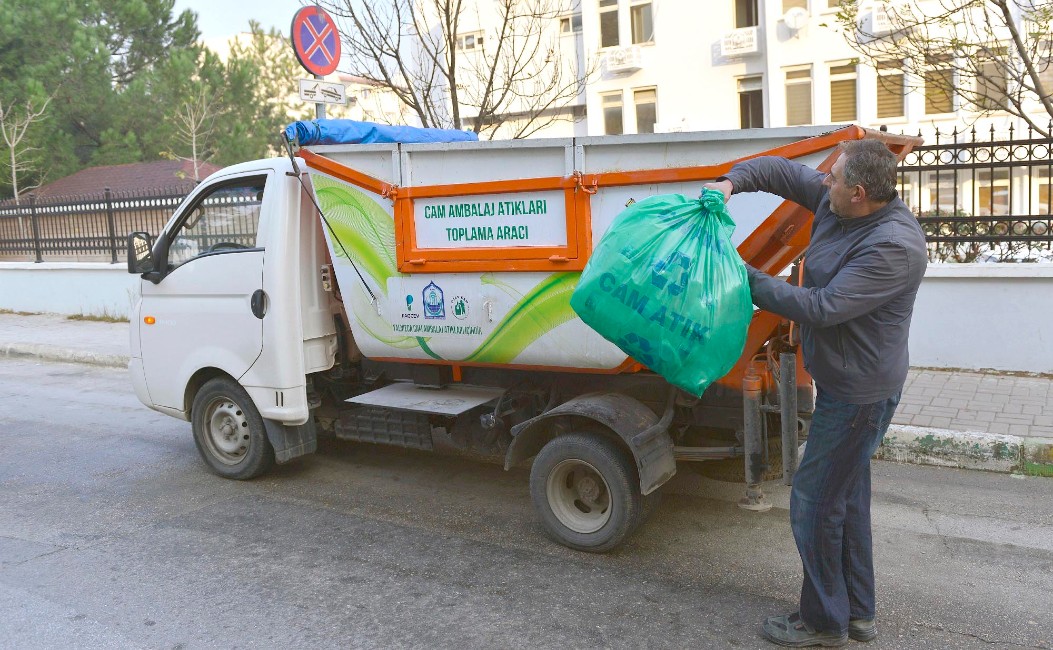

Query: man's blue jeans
[791,386,901,635]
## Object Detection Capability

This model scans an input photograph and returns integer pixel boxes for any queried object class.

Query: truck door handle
[251,289,267,319]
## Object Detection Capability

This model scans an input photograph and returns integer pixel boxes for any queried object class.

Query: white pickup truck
[126,122,920,552]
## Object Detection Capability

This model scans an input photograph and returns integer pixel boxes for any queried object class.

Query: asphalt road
[0,358,1051,649]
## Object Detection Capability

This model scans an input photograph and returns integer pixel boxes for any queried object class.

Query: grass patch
[0,308,40,316]
[1023,462,1053,478]
[66,313,129,324]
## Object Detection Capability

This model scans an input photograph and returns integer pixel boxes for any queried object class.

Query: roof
[25,159,222,199]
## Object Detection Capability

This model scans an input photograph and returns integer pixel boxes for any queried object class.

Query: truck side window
[168,177,267,270]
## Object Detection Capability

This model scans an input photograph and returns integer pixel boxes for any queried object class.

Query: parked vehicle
[126,123,921,552]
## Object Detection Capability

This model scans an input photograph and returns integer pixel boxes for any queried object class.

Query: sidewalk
[1,311,1050,476]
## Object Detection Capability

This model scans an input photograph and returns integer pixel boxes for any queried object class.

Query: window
[876,60,905,119]
[783,0,807,10]
[1034,167,1053,215]
[785,67,812,126]
[634,88,657,133]
[560,14,583,34]
[926,170,957,214]
[736,0,759,28]
[829,63,857,122]
[976,169,1010,216]
[1038,50,1053,102]
[898,180,916,214]
[456,32,484,51]
[631,1,653,44]
[168,177,266,270]
[602,91,623,135]
[600,0,619,48]
[975,60,1008,110]
[826,0,842,7]
[738,76,763,128]
[925,55,953,114]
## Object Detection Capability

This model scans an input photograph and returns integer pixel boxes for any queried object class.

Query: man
[703,139,928,647]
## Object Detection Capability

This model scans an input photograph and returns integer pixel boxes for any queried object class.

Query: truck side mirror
[127,232,156,275]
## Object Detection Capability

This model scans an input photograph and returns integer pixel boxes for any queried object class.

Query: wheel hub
[577,476,600,502]
[546,459,612,534]
[204,398,249,464]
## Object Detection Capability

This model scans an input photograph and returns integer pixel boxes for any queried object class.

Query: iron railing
[6,128,1053,264]
[0,186,258,263]
[898,123,1053,262]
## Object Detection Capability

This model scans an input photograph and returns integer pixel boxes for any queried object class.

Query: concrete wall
[1,261,1051,373]
[0,262,140,319]
[908,264,1053,374]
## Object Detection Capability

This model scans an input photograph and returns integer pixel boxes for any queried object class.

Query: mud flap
[504,393,676,495]
[263,418,318,463]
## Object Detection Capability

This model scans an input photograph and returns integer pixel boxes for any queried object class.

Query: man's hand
[702,179,733,203]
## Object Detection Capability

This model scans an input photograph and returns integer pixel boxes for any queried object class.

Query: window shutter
[925,69,954,114]
[785,68,812,126]
[876,60,904,118]
[829,64,857,122]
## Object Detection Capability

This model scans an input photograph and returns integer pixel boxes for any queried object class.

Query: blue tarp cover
[285,119,478,146]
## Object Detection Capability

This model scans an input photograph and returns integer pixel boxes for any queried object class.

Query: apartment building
[462,0,1050,140]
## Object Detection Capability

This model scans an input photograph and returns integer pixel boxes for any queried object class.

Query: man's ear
[851,184,867,203]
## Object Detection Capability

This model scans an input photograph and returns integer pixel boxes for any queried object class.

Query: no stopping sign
[291,6,342,77]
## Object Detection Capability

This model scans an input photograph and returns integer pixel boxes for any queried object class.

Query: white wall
[0,262,140,319]
[1,261,1050,373]
[909,264,1053,374]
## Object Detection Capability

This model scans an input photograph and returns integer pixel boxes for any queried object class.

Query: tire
[191,377,274,480]
[529,433,644,553]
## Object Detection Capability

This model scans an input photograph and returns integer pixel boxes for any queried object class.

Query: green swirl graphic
[466,272,580,364]
[313,175,398,293]
[311,173,580,364]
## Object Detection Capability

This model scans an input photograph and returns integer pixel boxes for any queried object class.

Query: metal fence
[0,185,260,263]
[5,129,1053,264]
[898,124,1053,262]
[0,187,190,263]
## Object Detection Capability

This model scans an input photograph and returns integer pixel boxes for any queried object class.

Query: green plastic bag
[570,190,752,396]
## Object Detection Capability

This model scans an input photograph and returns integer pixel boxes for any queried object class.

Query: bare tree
[0,95,52,204]
[317,0,594,139]
[163,86,218,181]
[833,0,1053,135]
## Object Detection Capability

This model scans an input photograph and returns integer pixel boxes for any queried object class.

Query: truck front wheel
[529,433,644,553]
[192,377,274,480]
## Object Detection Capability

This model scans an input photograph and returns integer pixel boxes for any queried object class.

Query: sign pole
[315,74,326,120]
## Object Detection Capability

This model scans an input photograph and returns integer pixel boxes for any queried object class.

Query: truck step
[335,406,433,450]
[346,382,505,416]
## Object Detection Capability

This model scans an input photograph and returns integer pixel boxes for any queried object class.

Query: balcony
[720,26,761,58]
[604,46,643,74]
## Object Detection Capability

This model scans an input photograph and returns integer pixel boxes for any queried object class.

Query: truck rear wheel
[529,433,645,553]
[192,377,274,480]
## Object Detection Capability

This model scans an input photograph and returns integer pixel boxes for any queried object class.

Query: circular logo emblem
[451,295,469,320]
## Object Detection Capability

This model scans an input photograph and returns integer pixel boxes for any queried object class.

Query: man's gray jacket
[722,156,928,404]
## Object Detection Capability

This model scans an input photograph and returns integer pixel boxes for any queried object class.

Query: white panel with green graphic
[309,172,628,369]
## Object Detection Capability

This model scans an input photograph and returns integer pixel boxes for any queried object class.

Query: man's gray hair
[839,140,898,203]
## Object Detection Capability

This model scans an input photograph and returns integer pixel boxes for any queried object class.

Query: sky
[172,0,307,42]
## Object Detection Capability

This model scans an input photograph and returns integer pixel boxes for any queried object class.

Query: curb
[0,343,129,369]
[2,342,1051,477]
[879,424,1053,477]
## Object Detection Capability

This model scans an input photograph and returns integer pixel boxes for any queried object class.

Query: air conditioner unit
[872,3,909,35]
[720,26,761,57]
[605,46,643,73]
